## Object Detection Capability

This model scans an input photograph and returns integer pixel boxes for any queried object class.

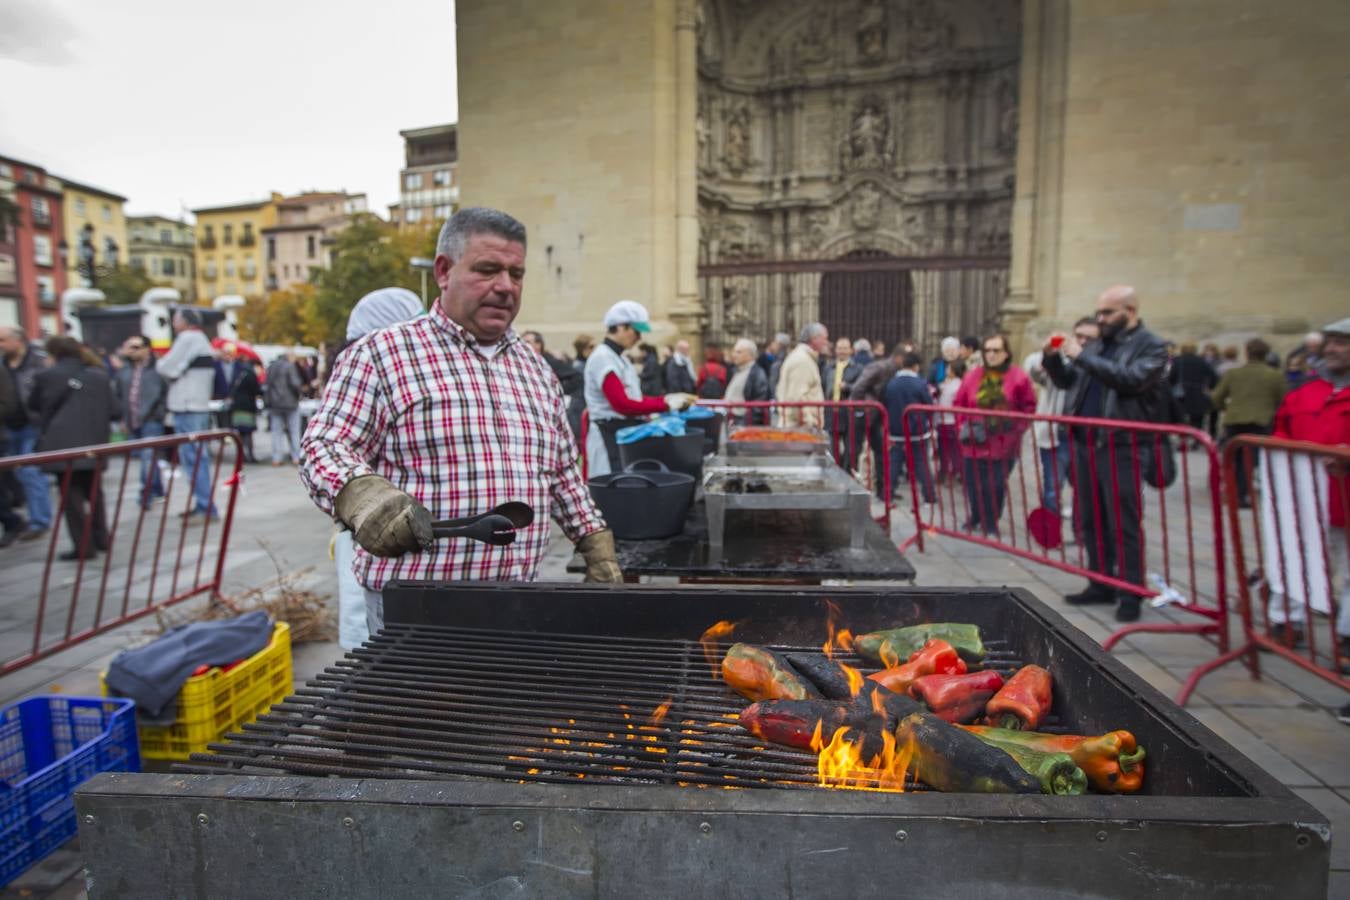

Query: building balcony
[203,266,217,280]
[200,236,217,250]
[239,233,256,248]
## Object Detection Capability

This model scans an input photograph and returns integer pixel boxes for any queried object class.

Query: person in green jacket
[1210,337,1287,507]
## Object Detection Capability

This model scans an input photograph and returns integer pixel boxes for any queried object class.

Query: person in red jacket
[1265,318,1350,711]
[952,333,1038,536]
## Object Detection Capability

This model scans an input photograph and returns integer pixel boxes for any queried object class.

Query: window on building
[433,204,452,219]
[283,264,290,279]
[162,257,175,276]
[243,257,256,279]
[130,256,144,273]
[267,237,276,261]
[160,228,171,244]
[74,197,86,217]
[433,169,450,186]
[36,275,55,303]
[225,258,236,277]
[0,163,11,178]
[405,208,422,223]
[178,259,186,276]
[102,204,111,223]
[405,173,423,190]
[223,224,233,245]
[31,196,50,225]
[306,235,316,259]
[33,234,52,266]
[224,283,237,296]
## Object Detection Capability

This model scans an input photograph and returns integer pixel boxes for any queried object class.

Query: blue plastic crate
[0,696,139,886]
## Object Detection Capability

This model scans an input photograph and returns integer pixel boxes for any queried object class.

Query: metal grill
[178,623,1028,790]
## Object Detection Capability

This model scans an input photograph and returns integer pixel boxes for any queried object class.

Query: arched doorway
[818,249,914,349]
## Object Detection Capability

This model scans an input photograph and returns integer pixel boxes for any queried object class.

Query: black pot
[588,463,695,540]
[689,412,723,456]
[617,428,706,481]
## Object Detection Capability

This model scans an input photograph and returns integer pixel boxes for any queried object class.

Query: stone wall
[1023,0,1350,353]
[456,0,683,349]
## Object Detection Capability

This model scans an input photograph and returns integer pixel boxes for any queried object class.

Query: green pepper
[964,731,1087,795]
[856,623,986,666]
[721,643,822,702]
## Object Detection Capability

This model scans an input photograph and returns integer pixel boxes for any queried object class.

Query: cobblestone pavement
[1,458,1345,897]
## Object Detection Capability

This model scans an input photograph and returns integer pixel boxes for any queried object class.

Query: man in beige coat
[776,322,830,427]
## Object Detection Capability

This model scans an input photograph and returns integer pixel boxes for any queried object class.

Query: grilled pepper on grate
[866,639,967,695]
[784,653,865,700]
[960,726,1146,793]
[893,711,1041,794]
[984,664,1053,730]
[855,624,986,666]
[721,644,822,702]
[909,670,1005,724]
[739,699,890,759]
[963,729,1086,795]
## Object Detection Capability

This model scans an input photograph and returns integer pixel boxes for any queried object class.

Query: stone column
[1003,0,1069,353]
[672,0,705,343]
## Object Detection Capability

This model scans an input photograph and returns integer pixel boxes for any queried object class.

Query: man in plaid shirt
[300,207,621,630]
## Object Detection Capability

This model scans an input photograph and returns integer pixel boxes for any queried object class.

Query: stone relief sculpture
[722,276,753,332]
[856,0,887,64]
[841,95,895,173]
[909,0,950,54]
[793,7,832,64]
[995,74,1018,156]
[850,182,884,230]
[801,209,832,255]
[723,105,752,175]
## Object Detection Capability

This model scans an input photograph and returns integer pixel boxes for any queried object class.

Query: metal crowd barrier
[1183,435,1350,699]
[579,400,895,529]
[895,405,1227,703]
[0,430,242,675]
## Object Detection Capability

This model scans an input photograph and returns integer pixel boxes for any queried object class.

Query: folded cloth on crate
[104,610,274,725]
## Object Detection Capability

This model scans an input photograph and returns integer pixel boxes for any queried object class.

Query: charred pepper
[721,643,822,702]
[963,730,1086,795]
[855,623,986,666]
[960,726,1147,793]
[909,670,1005,724]
[866,639,967,695]
[784,654,863,700]
[893,711,1041,794]
[984,664,1053,730]
[740,699,891,759]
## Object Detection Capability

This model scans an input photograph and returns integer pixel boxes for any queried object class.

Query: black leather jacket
[1044,321,1169,435]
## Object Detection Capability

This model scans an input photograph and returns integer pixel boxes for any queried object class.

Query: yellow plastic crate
[101,622,292,761]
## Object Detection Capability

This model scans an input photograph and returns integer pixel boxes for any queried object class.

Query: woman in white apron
[583,300,695,475]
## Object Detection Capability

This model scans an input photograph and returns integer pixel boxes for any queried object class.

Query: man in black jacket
[664,339,697,395]
[1043,285,1170,622]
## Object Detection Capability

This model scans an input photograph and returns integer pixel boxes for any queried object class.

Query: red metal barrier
[0,430,242,675]
[1182,436,1350,699]
[896,404,1227,702]
[580,400,894,528]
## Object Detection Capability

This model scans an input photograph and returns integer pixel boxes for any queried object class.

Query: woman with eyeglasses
[952,333,1037,536]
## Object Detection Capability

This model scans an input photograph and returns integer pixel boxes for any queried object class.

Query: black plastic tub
[618,428,705,481]
[588,465,695,540]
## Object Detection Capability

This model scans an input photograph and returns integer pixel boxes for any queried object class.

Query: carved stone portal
[697,0,1020,343]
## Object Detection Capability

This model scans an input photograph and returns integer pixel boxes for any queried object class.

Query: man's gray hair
[774,332,790,346]
[176,307,203,327]
[799,323,827,344]
[733,337,757,355]
[853,338,870,353]
[436,207,528,260]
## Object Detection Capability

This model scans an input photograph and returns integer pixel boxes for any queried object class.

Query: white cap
[1322,317,1350,337]
[603,300,651,333]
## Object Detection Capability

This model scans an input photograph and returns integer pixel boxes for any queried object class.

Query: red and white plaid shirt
[300,302,606,591]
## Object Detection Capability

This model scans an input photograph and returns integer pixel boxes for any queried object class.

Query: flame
[821,602,855,659]
[842,663,864,697]
[810,724,915,793]
[649,697,673,726]
[701,620,738,675]
[879,641,901,669]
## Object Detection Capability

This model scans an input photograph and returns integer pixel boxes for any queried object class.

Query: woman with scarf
[953,334,1037,536]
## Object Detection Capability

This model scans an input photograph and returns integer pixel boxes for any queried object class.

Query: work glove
[334,474,434,558]
[576,529,623,583]
[664,392,697,412]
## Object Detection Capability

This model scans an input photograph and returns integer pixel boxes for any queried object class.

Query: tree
[308,215,437,343]
[96,266,163,307]
[237,284,328,346]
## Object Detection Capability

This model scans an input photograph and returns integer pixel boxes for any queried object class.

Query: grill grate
[177,624,1036,791]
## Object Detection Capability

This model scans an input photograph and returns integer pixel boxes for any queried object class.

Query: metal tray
[703,454,871,550]
[725,425,828,456]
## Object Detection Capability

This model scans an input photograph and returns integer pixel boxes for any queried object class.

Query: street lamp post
[410,256,434,307]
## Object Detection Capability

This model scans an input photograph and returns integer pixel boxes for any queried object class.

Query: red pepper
[866,639,967,695]
[984,665,1053,730]
[909,670,1005,724]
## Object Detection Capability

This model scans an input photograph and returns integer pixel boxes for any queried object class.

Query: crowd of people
[0,311,338,559]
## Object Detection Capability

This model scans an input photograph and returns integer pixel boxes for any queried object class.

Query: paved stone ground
[1,457,1346,897]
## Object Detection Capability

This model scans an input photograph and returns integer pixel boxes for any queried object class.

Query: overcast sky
[0,0,457,220]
